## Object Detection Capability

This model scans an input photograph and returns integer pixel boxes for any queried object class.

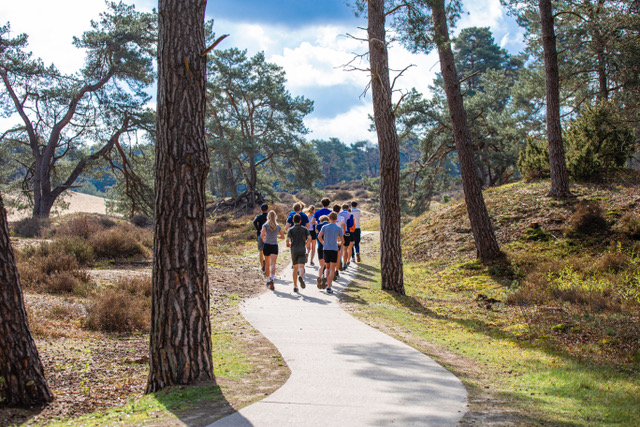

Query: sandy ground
[6,191,109,222]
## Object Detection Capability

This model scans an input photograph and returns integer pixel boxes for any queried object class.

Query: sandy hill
[6,192,109,222]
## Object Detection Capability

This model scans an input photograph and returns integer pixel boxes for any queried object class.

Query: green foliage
[205,46,320,199]
[564,102,636,180]
[517,136,550,181]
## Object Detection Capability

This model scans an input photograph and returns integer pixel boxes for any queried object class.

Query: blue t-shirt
[313,208,332,223]
[286,211,309,228]
[316,221,328,249]
[319,223,343,251]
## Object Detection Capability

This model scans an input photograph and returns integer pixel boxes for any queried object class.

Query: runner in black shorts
[306,205,317,266]
[315,215,329,288]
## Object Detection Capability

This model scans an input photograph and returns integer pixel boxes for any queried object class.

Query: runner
[252,203,269,272]
[315,214,330,288]
[260,210,284,290]
[317,212,343,294]
[286,213,311,293]
[351,201,362,262]
[306,205,317,266]
[313,197,332,224]
[333,204,344,272]
[338,203,354,269]
[285,203,309,232]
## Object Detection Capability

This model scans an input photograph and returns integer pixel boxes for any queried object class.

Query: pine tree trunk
[147,0,214,393]
[0,192,53,406]
[368,0,404,295]
[432,0,502,263]
[539,0,572,198]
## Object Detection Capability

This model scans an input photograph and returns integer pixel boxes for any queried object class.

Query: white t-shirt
[351,208,361,228]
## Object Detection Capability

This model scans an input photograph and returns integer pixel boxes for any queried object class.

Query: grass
[343,235,640,425]
[46,385,226,427]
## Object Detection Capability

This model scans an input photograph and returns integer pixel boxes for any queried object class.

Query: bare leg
[292,264,299,287]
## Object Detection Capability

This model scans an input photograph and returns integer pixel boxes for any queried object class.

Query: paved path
[211,244,467,426]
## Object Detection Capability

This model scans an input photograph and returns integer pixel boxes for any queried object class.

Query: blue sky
[2,0,525,144]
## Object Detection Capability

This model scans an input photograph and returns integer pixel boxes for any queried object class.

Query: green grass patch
[343,238,640,425]
[47,385,224,426]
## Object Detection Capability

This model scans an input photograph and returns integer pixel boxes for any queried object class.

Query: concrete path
[211,246,467,426]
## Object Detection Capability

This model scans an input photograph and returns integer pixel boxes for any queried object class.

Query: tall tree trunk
[432,0,502,263]
[147,0,214,393]
[539,0,572,198]
[248,155,257,209]
[368,0,404,295]
[0,192,53,406]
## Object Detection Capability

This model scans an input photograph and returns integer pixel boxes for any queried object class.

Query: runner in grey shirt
[286,214,310,292]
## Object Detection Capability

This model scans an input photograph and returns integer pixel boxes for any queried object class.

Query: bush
[12,217,46,238]
[53,236,95,265]
[130,214,153,229]
[617,213,640,239]
[56,215,104,239]
[84,275,151,333]
[84,288,150,333]
[333,190,353,201]
[89,225,147,259]
[517,136,550,182]
[566,201,608,235]
[564,101,636,180]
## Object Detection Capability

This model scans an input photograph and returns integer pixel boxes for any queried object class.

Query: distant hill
[6,192,110,222]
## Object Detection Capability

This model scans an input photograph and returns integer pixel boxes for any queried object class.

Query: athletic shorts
[343,232,352,245]
[291,251,306,265]
[263,243,279,257]
[310,229,317,240]
[317,246,324,260]
[353,228,361,245]
[323,250,338,264]
[257,235,264,251]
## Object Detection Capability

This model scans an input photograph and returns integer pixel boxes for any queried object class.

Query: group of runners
[253,198,362,294]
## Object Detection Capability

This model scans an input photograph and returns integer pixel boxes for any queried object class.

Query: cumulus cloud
[306,103,376,144]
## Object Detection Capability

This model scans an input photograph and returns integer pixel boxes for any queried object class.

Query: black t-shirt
[253,212,268,237]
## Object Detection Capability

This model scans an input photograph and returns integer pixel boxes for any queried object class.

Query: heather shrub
[52,236,95,265]
[566,201,608,235]
[130,214,153,228]
[89,224,147,259]
[333,190,353,201]
[12,217,46,238]
[56,215,104,239]
[84,276,151,333]
[617,213,640,239]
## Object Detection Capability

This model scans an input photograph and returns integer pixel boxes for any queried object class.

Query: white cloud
[458,0,504,30]
[306,103,376,144]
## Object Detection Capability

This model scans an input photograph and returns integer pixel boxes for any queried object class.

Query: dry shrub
[593,251,629,273]
[355,189,368,198]
[89,224,147,259]
[85,275,151,333]
[56,215,104,239]
[12,217,46,238]
[52,236,95,265]
[617,213,640,239]
[333,190,353,201]
[130,214,153,229]
[567,201,608,235]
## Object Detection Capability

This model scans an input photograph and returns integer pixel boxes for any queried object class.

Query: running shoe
[322,277,327,288]
[299,276,306,289]
[310,261,315,266]
[335,270,339,279]
[326,287,333,294]
[269,280,275,290]
[317,277,323,289]
[293,286,299,293]
[356,254,361,262]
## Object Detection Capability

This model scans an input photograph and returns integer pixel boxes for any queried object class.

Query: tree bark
[0,192,54,406]
[368,0,405,295]
[431,0,502,263]
[147,0,214,393]
[539,0,572,198]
